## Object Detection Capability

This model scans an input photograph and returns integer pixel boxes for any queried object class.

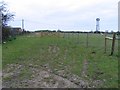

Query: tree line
[0,1,15,43]
[35,30,119,34]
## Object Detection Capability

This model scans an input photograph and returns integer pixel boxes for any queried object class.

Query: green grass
[2,33,118,88]
[0,44,2,70]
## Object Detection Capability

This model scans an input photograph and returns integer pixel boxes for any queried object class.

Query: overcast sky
[3,0,119,31]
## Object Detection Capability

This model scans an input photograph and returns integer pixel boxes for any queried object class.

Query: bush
[2,26,11,42]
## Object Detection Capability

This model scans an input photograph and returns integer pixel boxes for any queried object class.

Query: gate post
[110,33,116,55]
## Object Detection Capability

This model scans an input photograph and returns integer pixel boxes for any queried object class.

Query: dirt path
[80,59,104,88]
[81,59,88,78]
[2,63,89,88]
[24,70,79,88]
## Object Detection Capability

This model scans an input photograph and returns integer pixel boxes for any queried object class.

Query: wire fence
[27,32,119,56]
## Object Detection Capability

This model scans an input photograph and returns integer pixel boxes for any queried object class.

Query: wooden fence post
[105,33,107,53]
[110,33,116,55]
[86,32,88,47]
[78,32,79,39]
[63,32,65,38]
[77,32,79,44]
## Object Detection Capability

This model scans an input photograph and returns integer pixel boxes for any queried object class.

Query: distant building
[11,27,23,35]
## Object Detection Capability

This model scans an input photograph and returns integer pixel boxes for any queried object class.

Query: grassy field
[2,33,118,88]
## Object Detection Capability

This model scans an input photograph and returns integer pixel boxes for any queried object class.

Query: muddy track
[81,59,88,78]
[2,63,89,88]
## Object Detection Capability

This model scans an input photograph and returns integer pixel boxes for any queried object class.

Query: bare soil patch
[2,63,89,88]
